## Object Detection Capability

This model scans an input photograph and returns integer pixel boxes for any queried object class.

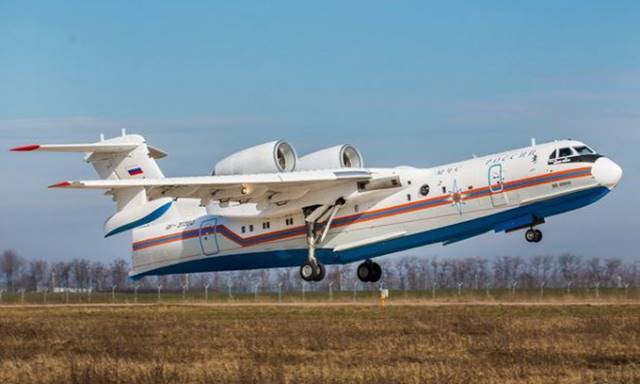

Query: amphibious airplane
[11,132,622,282]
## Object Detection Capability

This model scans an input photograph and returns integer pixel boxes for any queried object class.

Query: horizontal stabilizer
[11,143,139,153]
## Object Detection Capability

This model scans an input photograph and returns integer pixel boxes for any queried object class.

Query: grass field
[1,303,639,383]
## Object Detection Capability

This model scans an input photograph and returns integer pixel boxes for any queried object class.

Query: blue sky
[1,1,639,262]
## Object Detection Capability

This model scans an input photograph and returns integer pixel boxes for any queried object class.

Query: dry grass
[1,304,639,383]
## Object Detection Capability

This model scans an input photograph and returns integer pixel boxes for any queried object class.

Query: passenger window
[558,147,574,158]
[249,224,254,232]
[241,226,246,234]
[420,185,430,196]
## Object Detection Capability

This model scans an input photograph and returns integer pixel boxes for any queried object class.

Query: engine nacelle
[213,140,297,175]
[297,144,364,171]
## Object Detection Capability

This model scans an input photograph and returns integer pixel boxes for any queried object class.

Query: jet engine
[213,140,297,175]
[297,144,364,171]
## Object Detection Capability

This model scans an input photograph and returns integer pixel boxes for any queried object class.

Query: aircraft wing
[49,169,373,203]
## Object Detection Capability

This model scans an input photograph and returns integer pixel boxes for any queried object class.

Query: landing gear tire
[357,260,382,283]
[525,228,543,243]
[533,229,543,243]
[369,262,382,283]
[313,262,326,282]
[300,262,317,282]
[300,261,325,282]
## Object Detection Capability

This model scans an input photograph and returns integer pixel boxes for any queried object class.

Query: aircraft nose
[591,157,623,189]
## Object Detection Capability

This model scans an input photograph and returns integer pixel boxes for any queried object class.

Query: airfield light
[157,285,162,302]
[204,284,209,301]
[301,282,306,302]
[457,282,463,297]
[540,281,545,298]
[594,282,601,298]
[379,288,389,307]
[182,284,187,301]
[485,284,490,298]
[511,281,518,296]
[20,289,25,305]
[431,282,437,299]
[0,289,3,303]
[43,288,47,304]
[566,281,573,295]
[277,282,283,303]
[111,285,116,303]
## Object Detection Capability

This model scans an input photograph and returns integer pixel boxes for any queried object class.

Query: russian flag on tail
[128,167,144,176]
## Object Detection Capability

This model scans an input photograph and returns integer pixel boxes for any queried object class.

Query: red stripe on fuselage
[132,166,593,251]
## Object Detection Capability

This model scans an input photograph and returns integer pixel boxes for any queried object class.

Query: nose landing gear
[525,228,543,243]
[357,260,382,283]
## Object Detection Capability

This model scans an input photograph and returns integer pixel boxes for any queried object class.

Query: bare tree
[1,250,25,291]
[110,258,129,289]
[26,259,48,291]
[557,253,581,286]
[71,258,91,289]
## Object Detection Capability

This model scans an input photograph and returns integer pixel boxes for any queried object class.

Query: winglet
[10,144,40,152]
[48,181,72,188]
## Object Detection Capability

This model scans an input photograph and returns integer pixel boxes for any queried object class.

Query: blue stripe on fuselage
[131,186,609,278]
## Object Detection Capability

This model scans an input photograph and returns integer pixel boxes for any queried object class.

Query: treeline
[0,249,638,293]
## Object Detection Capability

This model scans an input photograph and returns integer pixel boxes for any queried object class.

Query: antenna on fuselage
[531,137,536,147]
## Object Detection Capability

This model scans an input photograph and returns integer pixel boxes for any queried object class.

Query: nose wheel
[525,228,543,243]
[357,260,382,283]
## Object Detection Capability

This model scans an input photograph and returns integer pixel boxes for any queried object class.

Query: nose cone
[591,157,623,189]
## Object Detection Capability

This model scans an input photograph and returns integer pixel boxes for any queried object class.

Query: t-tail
[11,131,174,237]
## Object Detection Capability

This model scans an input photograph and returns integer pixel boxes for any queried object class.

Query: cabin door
[199,217,219,255]
[488,164,508,207]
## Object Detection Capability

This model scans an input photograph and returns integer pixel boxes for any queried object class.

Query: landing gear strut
[299,199,345,282]
[525,228,543,243]
[357,260,382,283]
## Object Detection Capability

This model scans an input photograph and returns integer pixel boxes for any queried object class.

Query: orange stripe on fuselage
[132,166,593,251]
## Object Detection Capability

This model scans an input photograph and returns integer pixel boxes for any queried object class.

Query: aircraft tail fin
[11,131,167,211]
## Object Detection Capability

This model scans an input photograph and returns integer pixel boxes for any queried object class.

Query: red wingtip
[49,181,72,188]
[10,144,40,152]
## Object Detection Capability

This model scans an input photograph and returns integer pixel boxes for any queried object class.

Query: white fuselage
[129,139,620,278]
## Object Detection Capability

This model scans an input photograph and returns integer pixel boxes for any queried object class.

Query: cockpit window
[548,144,602,165]
[558,147,574,158]
[573,146,594,155]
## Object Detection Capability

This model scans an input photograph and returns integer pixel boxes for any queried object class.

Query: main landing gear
[299,200,344,283]
[299,260,326,282]
[525,228,543,243]
[357,259,382,283]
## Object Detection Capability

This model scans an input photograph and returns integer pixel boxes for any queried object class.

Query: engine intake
[213,140,297,175]
[297,144,364,171]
